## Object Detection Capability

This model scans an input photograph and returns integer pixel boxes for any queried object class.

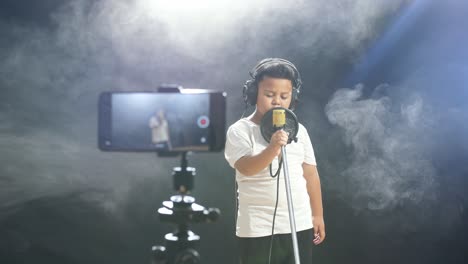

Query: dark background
[1,0,467,263]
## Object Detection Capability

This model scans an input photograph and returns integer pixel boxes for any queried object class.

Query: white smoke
[325,83,437,210]
[0,0,407,216]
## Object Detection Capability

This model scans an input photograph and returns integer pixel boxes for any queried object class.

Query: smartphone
[98,89,226,152]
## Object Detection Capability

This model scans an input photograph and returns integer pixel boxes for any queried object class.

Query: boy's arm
[234,130,288,176]
[303,163,326,244]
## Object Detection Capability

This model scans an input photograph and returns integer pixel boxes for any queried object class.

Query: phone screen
[98,91,226,152]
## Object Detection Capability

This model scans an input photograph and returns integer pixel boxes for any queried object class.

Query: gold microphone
[272,109,286,129]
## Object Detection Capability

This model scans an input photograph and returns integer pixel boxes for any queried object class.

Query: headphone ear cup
[243,79,257,106]
[248,83,258,106]
[242,81,250,105]
[289,87,300,110]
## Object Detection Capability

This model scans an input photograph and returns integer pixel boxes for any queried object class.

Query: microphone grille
[272,109,286,128]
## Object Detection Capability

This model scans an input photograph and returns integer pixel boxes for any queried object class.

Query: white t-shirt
[149,116,170,143]
[224,118,317,237]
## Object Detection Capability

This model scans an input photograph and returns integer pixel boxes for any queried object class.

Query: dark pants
[237,228,314,264]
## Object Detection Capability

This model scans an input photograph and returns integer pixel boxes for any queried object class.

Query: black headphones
[242,58,302,110]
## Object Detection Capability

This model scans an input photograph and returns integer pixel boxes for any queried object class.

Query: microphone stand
[281,143,301,264]
[265,107,302,264]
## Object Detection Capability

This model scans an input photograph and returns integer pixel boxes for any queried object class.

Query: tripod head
[152,152,220,264]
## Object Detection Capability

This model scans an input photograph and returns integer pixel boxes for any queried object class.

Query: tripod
[151,152,220,264]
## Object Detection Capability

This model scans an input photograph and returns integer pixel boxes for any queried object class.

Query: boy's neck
[249,110,262,125]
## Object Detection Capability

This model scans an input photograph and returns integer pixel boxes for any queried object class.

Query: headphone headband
[249,58,302,89]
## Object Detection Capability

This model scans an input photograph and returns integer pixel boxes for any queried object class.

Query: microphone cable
[240,102,249,119]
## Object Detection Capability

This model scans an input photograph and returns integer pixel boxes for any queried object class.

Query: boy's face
[255,76,293,117]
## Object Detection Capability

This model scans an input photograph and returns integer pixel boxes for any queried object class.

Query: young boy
[224,58,325,263]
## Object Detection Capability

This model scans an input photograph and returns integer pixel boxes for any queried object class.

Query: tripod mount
[151,152,220,264]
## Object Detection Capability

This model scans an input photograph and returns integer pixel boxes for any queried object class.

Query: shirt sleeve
[224,123,253,168]
[301,125,317,166]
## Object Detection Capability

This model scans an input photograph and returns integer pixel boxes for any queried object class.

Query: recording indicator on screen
[197,116,210,128]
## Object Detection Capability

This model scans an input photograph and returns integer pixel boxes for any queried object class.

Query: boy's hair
[254,59,298,84]
[243,58,302,109]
